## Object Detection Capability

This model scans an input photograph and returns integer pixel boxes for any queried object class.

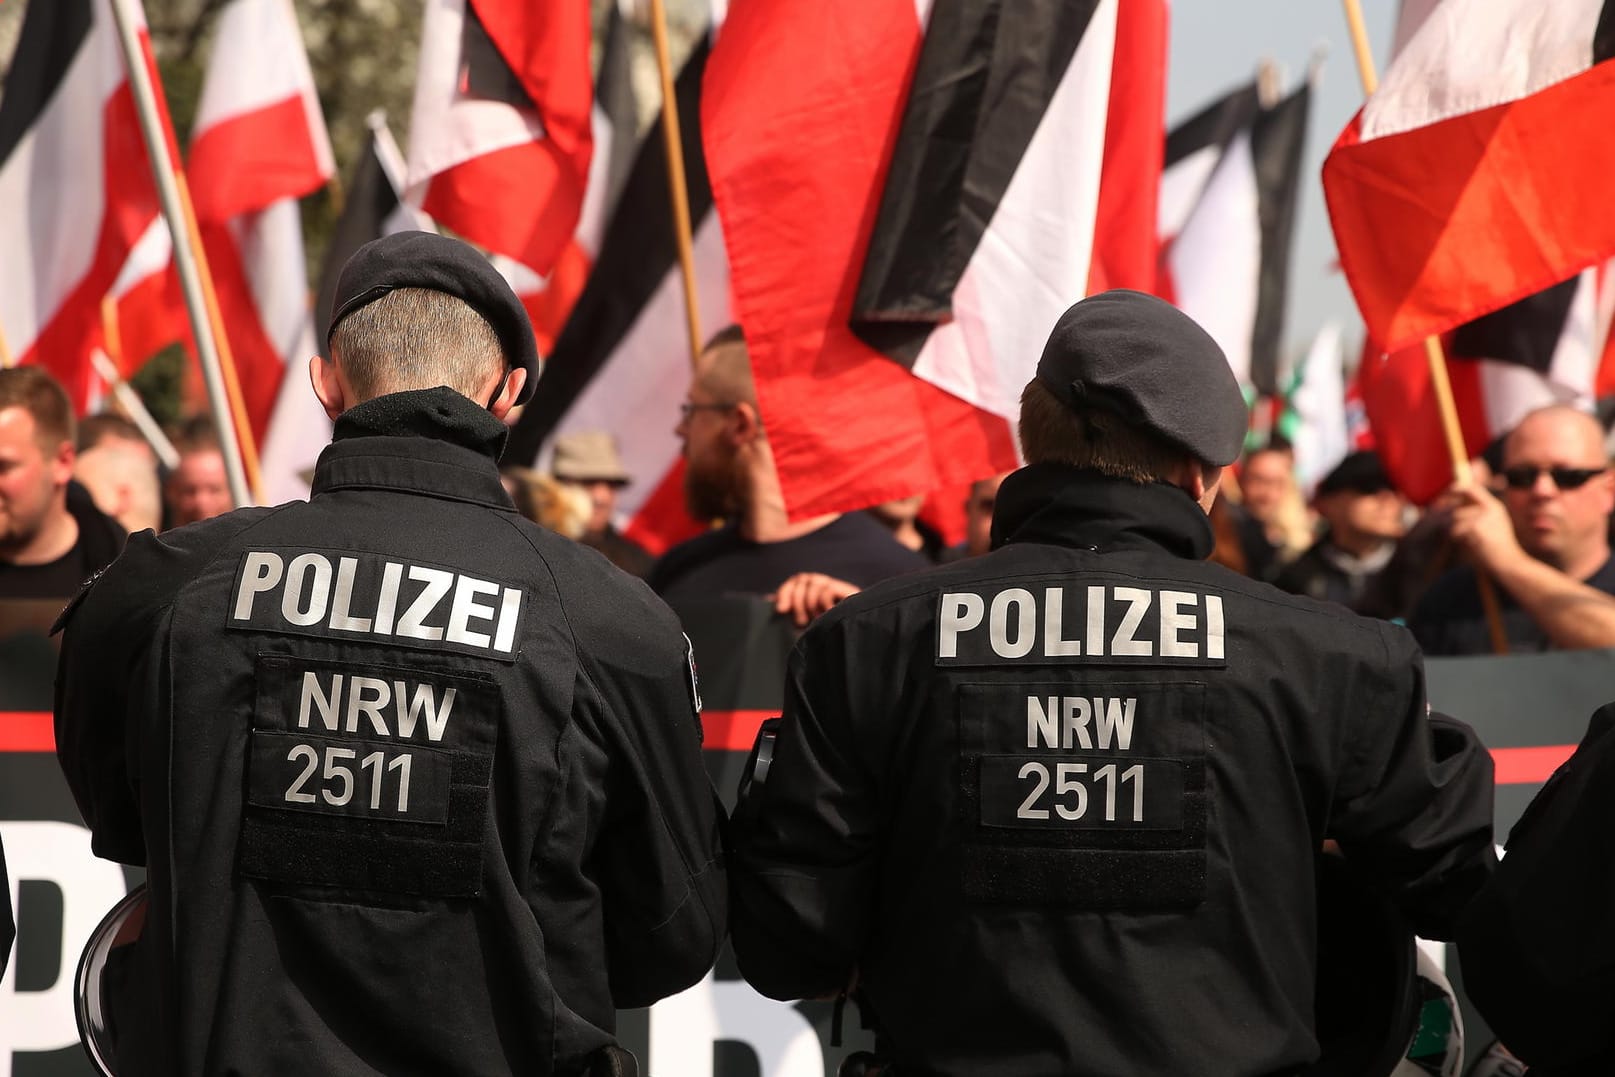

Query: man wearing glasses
[1410,404,1615,655]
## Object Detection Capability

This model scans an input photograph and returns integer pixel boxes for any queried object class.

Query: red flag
[1086,0,1166,295]
[703,0,1018,519]
[1323,0,1615,352]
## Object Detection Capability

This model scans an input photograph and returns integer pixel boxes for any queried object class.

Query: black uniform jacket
[1458,703,1615,1074]
[729,465,1495,1077]
[54,389,726,1077]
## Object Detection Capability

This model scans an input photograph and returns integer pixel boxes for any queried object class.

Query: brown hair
[1017,378,1201,484]
[78,412,145,451]
[0,366,75,450]
[696,325,757,408]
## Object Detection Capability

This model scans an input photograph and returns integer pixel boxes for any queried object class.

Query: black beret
[1315,450,1392,496]
[1035,289,1248,467]
[326,231,541,405]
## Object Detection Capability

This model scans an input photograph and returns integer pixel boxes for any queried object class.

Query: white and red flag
[1323,0,1615,353]
[0,0,165,403]
[187,0,335,503]
[405,0,593,280]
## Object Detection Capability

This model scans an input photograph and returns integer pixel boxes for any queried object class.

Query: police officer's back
[726,291,1495,1076]
[54,233,726,1076]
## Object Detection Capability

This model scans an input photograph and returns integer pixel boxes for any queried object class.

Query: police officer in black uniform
[1458,703,1615,1074]
[727,290,1496,1076]
[54,232,726,1076]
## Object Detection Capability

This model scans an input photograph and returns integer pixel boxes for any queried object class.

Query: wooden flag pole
[648,0,704,369]
[0,319,13,369]
[1341,0,1509,654]
[106,0,259,509]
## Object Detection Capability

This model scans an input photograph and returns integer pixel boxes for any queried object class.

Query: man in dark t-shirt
[649,326,927,608]
[0,368,125,598]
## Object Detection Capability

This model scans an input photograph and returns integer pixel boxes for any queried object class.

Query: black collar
[990,463,1215,561]
[311,388,513,509]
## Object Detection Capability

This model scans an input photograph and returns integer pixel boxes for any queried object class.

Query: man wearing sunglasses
[1410,404,1615,655]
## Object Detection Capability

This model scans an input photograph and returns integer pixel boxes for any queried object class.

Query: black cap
[326,231,541,405]
[1315,450,1392,496]
[1034,289,1248,467]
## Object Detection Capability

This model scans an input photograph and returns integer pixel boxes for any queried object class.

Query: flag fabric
[706,0,1045,520]
[0,0,165,404]
[511,0,642,355]
[405,0,593,279]
[1360,264,1615,503]
[1323,0,1615,353]
[187,0,335,504]
[507,35,724,557]
[1278,322,1350,496]
[1086,0,1168,295]
[1158,78,1311,396]
[314,117,424,345]
[847,0,1126,424]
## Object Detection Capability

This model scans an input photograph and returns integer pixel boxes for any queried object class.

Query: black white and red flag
[505,0,642,355]
[1323,0,1615,353]
[703,0,1162,518]
[314,118,424,345]
[0,0,164,402]
[405,0,593,279]
[1361,265,1615,503]
[505,32,726,557]
[1156,77,1310,396]
[848,0,1165,429]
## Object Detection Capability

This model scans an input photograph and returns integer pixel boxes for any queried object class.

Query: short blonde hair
[330,287,504,400]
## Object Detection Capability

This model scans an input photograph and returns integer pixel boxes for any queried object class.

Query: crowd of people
[4,235,1614,1075]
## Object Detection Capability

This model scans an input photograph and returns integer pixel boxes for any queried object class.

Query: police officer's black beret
[327,231,541,405]
[1034,289,1248,467]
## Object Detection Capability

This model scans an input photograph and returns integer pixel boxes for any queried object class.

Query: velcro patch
[957,679,1208,910]
[239,654,498,899]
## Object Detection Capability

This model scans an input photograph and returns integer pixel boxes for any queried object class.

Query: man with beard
[647,325,928,606]
[1411,404,1615,654]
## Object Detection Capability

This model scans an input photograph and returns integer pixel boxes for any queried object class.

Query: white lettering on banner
[650,971,825,1077]
[0,821,128,1075]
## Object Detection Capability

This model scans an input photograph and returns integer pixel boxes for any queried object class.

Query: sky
[1167,0,1398,369]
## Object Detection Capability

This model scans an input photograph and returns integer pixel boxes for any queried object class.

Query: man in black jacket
[728,290,1496,1076]
[54,232,725,1076]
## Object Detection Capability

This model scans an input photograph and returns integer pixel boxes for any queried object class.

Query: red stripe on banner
[0,712,55,753]
[701,709,774,752]
[188,95,328,223]
[1491,744,1575,785]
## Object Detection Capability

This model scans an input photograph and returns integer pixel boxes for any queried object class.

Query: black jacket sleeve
[0,832,13,979]
[1328,622,1497,939]
[571,589,727,1007]
[53,533,174,865]
[728,614,878,1001]
[1456,703,1615,1070]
